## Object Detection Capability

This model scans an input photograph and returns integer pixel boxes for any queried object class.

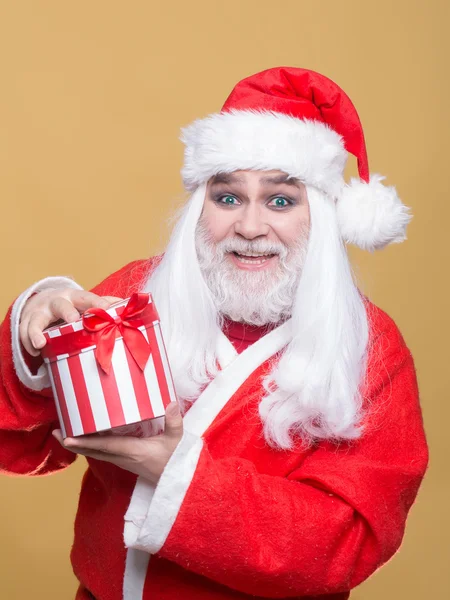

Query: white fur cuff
[11,276,83,391]
[124,430,203,554]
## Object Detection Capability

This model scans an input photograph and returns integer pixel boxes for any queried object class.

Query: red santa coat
[0,259,429,600]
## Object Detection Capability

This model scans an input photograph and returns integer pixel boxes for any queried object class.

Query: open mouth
[232,252,276,265]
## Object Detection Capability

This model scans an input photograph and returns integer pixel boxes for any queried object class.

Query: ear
[336,174,413,252]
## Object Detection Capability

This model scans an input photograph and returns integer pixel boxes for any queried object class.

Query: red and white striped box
[41,293,177,438]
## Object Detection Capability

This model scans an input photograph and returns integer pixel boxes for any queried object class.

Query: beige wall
[0,1,448,598]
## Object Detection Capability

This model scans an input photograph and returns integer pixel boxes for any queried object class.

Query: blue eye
[269,196,290,208]
[219,195,238,205]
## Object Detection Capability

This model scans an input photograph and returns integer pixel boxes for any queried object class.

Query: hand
[20,288,123,356]
[52,402,184,485]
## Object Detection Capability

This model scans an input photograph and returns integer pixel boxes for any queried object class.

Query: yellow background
[0,1,448,598]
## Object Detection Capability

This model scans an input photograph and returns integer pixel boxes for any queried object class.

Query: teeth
[236,255,271,265]
[236,252,273,257]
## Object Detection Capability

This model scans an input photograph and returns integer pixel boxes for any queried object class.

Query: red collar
[222,317,280,353]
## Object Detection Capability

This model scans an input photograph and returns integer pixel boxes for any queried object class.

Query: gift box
[41,293,177,438]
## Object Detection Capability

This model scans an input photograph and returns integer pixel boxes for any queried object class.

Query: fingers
[164,402,184,439]
[50,296,81,323]
[19,290,124,356]
[61,432,138,456]
[51,430,64,443]
[21,295,80,353]
[27,306,74,351]
[25,297,82,352]
[58,443,122,464]
[101,296,124,306]
[47,292,123,322]
[52,429,127,460]
[19,317,40,356]
[52,429,120,463]
[68,290,114,312]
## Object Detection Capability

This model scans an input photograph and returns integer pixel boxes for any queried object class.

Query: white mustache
[216,239,288,258]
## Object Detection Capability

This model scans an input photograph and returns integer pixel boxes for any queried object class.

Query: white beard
[195,219,309,325]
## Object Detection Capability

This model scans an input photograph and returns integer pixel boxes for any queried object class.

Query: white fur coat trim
[123,431,203,555]
[182,320,293,436]
[11,276,83,391]
[122,320,293,598]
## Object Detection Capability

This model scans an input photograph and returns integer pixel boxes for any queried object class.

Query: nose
[233,204,270,239]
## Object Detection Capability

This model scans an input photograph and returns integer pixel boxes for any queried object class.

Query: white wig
[143,184,370,449]
[259,186,369,448]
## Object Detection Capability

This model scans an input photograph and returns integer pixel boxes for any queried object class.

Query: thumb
[164,402,183,438]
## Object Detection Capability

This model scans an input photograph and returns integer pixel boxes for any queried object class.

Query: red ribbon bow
[83,293,152,374]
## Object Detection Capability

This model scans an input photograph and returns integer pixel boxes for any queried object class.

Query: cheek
[273,210,310,246]
[201,204,235,243]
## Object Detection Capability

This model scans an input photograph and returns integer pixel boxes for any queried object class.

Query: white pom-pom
[336,174,413,252]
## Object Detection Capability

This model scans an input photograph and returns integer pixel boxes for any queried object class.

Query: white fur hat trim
[181,110,347,199]
[180,110,412,251]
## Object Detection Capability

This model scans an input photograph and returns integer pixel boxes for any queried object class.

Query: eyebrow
[210,173,245,185]
[259,174,301,187]
[209,172,301,187]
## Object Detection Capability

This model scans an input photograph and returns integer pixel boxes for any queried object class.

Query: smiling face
[195,170,311,324]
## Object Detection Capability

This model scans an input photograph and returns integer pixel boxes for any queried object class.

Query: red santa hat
[180,67,411,252]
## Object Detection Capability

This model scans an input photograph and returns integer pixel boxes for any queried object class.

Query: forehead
[209,170,301,187]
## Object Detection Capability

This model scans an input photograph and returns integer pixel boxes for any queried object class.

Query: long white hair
[143,184,370,449]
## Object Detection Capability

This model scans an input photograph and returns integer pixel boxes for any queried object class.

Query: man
[0,67,428,599]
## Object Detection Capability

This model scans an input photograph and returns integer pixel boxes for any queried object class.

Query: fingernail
[51,430,62,443]
[32,336,44,349]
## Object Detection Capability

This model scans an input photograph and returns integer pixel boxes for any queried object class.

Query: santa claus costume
[0,67,428,599]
